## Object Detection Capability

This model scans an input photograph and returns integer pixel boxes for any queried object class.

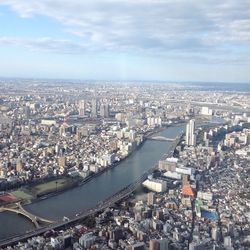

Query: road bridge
[0,203,54,228]
[148,135,176,141]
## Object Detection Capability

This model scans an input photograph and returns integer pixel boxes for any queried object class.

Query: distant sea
[188,82,250,92]
[1,77,250,92]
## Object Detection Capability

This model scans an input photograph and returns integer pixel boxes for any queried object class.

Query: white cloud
[1,0,250,62]
[0,36,89,54]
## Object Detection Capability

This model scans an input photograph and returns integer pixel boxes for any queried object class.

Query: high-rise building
[100,104,109,118]
[186,119,196,146]
[128,242,146,250]
[211,227,219,241]
[24,106,31,119]
[58,156,66,168]
[16,158,23,172]
[149,240,159,250]
[158,239,169,250]
[91,99,98,117]
[147,192,155,206]
[79,100,85,116]
[149,239,168,250]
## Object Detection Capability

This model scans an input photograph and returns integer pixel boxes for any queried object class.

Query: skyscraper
[186,119,196,146]
[91,99,98,117]
[100,104,109,118]
[79,100,85,116]
[147,192,155,206]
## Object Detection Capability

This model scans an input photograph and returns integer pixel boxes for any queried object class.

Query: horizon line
[0,76,249,85]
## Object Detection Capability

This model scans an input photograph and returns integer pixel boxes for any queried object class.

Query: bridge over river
[148,135,176,141]
[0,202,54,228]
[0,169,153,248]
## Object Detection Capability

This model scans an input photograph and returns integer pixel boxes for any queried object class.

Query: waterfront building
[143,178,167,193]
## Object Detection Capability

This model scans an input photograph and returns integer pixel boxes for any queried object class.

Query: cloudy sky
[0,0,250,82]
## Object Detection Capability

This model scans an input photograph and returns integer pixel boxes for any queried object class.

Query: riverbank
[0,125,174,208]
[0,124,185,241]
[2,125,186,246]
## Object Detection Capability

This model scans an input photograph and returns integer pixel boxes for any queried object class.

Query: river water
[0,125,184,240]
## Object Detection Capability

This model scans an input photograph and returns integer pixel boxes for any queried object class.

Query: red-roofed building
[182,184,195,198]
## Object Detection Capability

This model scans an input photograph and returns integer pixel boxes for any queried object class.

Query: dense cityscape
[1,0,250,249]
[0,80,249,249]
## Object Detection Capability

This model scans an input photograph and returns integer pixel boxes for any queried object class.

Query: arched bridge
[0,203,54,228]
[148,136,176,141]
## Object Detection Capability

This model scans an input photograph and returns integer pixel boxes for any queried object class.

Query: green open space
[29,178,74,196]
[10,190,34,201]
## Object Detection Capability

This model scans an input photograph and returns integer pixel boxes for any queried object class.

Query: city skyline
[0,0,250,83]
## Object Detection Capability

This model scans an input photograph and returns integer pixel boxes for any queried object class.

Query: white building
[197,191,213,201]
[186,119,196,146]
[143,178,167,192]
[147,117,162,127]
[164,171,182,180]
[201,106,213,116]
[41,119,57,126]
[79,233,96,249]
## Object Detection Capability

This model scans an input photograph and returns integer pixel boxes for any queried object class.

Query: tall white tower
[186,119,196,146]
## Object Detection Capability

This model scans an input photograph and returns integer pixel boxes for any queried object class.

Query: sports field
[30,178,72,196]
[10,190,34,200]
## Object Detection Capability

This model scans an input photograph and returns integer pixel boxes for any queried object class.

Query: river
[0,124,184,240]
